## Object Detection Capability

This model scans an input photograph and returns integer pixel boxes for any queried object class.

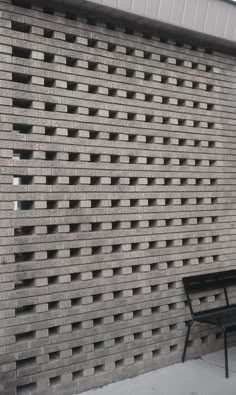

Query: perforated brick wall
[1,0,236,394]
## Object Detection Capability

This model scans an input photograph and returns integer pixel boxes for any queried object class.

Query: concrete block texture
[0,0,236,394]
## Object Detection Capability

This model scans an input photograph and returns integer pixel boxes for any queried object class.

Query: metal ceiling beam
[51,0,236,50]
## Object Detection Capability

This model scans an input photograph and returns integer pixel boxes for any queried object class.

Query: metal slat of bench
[183,270,236,294]
[196,306,236,328]
[182,269,236,378]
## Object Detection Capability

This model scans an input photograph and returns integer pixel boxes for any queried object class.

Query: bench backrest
[183,269,236,315]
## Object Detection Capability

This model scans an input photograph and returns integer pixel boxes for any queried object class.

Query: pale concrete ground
[81,346,236,395]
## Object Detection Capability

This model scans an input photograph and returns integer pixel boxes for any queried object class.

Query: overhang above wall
[54,0,236,51]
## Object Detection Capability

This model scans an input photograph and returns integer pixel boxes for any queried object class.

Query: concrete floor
[81,347,236,395]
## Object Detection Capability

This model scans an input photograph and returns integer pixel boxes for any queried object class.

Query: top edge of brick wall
[54,0,236,49]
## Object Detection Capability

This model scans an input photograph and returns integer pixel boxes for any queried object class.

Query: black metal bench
[182,269,236,378]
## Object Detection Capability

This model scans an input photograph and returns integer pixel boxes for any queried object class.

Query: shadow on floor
[81,347,236,395]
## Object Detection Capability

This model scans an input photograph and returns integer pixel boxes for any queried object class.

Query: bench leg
[224,330,229,378]
[182,320,193,363]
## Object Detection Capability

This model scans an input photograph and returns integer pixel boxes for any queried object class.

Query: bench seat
[182,269,236,378]
[195,304,236,328]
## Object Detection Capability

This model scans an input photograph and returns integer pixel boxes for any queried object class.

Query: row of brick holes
[16,318,221,366]
[14,235,220,263]
[13,176,218,186]
[11,20,218,76]
[14,254,219,291]
[15,286,225,320]
[13,197,219,212]
[16,345,173,393]
[15,318,221,364]
[15,331,222,393]
[10,4,216,56]
[14,215,218,236]
[11,46,216,90]
[12,98,216,128]
[16,325,178,366]
[12,46,218,91]
[13,150,218,166]
[10,0,217,66]
[13,124,218,149]
[15,308,185,345]
[11,71,216,112]
[15,282,181,317]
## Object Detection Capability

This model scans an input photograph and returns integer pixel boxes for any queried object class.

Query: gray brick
[0,0,235,393]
